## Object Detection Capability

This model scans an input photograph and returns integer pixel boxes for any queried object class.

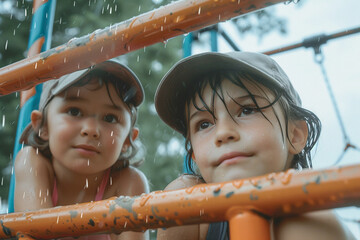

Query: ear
[122,127,139,151]
[288,120,308,155]
[31,110,49,140]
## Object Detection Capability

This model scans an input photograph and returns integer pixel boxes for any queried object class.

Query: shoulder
[274,210,355,240]
[14,146,53,177]
[111,166,149,196]
[164,174,205,191]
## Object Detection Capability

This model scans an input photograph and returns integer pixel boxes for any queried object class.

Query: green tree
[0,0,288,212]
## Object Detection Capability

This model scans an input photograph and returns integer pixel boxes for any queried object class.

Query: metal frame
[1,0,359,239]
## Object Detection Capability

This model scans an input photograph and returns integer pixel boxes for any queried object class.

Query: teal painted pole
[8,0,56,213]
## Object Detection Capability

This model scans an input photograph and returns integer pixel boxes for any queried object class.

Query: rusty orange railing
[0,0,287,95]
[0,0,359,239]
[0,164,359,239]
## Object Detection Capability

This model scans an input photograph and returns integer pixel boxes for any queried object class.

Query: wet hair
[183,70,321,175]
[24,70,143,168]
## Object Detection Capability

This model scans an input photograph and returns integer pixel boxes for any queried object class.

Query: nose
[81,117,100,139]
[215,119,240,147]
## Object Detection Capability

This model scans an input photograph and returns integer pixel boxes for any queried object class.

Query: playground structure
[0,0,359,239]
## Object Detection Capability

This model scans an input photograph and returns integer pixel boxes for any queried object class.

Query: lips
[216,152,252,166]
[74,144,100,154]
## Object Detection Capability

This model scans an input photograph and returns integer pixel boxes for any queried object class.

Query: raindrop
[35,62,38,69]
[47,189,49,196]
[39,189,42,198]
[112,139,115,144]
[164,17,167,23]
[2,115,5,127]
[85,178,89,188]
[59,18,62,25]
[77,89,80,97]
[87,159,90,166]
[110,177,113,185]
[102,7,105,14]
[110,131,114,136]
[148,69,151,75]
[238,0,241,4]
[101,46,104,52]
[161,26,164,31]
[24,8,27,17]
[110,7,112,14]
[13,29,16,36]
[218,14,221,20]
[5,40,8,50]
[143,46,146,52]
[198,7,201,15]
[163,40,168,48]
[1,178,3,186]
[63,57,67,63]
[124,221,127,228]
[23,192,26,199]
[138,5,141,12]
[36,148,39,155]
[56,216,60,224]
[137,55,140,62]
[73,1,76,7]
[34,22,37,29]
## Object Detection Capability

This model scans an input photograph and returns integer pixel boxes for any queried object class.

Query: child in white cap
[155,52,355,240]
[14,60,149,240]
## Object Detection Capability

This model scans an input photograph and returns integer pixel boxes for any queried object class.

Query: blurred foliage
[0,0,287,213]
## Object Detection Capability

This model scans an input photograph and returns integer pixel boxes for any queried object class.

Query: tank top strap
[95,168,111,201]
[52,178,58,206]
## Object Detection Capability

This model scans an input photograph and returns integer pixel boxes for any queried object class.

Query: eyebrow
[63,95,124,112]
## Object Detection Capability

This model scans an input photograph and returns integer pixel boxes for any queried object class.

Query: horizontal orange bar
[1,164,359,239]
[0,0,287,95]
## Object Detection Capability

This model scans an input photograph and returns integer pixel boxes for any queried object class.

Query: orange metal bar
[0,0,288,96]
[0,164,359,239]
[227,209,270,240]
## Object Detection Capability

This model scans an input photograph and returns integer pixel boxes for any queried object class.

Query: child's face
[41,80,132,174]
[188,79,295,183]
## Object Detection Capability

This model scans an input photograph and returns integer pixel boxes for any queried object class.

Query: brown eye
[104,114,118,123]
[67,107,81,117]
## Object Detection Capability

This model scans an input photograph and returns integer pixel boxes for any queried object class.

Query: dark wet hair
[25,70,143,168]
[183,70,321,175]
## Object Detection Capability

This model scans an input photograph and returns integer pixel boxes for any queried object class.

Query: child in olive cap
[155,52,354,240]
[15,60,149,240]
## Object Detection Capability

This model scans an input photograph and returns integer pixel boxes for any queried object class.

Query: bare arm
[113,167,150,240]
[157,174,207,240]
[14,146,54,212]
[274,210,356,240]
